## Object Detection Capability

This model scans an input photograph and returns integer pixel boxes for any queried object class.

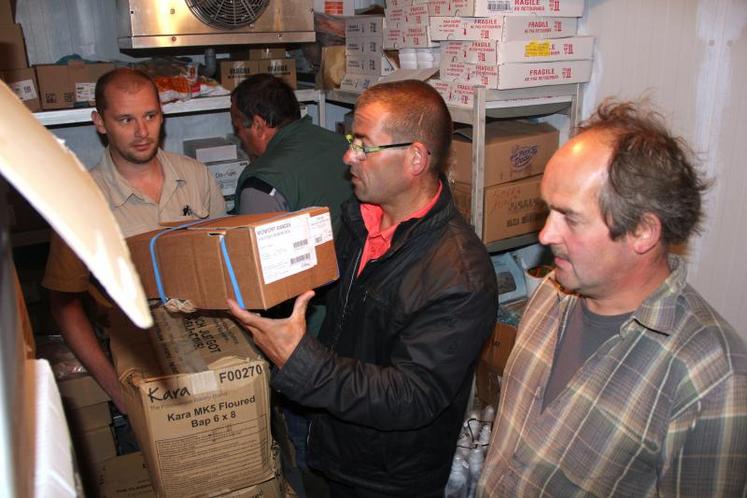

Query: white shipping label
[9,79,37,101]
[75,82,96,102]
[255,214,317,285]
[310,212,334,246]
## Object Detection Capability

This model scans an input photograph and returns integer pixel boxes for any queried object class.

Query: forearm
[49,291,127,414]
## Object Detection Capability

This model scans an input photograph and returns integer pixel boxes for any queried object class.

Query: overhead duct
[117,0,315,50]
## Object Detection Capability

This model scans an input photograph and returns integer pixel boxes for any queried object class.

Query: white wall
[582,0,747,335]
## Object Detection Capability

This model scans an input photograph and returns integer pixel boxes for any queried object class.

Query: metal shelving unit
[327,84,581,253]
[33,88,326,126]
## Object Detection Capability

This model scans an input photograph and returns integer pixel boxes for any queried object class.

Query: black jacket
[272,183,498,495]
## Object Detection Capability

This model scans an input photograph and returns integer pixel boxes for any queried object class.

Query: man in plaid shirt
[479,100,747,497]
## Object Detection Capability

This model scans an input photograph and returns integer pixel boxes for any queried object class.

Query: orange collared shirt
[357,182,443,276]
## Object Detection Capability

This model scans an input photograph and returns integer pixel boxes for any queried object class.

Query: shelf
[33,89,324,126]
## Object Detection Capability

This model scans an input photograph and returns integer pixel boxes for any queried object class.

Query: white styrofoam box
[405,3,430,26]
[441,36,593,65]
[345,16,385,38]
[498,59,591,88]
[430,16,577,41]
[439,58,591,89]
[430,16,504,41]
[428,78,477,107]
[496,36,594,63]
[183,137,238,163]
[346,54,397,76]
[385,7,407,27]
[339,73,379,93]
[426,0,583,17]
[403,25,440,47]
[345,36,384,56]
[207,159,249,197]
[383,26,405,49]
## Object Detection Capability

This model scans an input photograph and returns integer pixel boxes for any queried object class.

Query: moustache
[550,245,568,260]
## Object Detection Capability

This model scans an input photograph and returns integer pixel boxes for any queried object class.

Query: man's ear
[91,110,107,135]
[630,213,663,255]
[252,114,269,134]
[407,142,431,177]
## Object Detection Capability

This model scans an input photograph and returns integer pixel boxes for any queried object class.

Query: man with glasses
[229,74,351,234]
[229,80,499,497]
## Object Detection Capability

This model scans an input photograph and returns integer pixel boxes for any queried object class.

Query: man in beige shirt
[42,68,226,412]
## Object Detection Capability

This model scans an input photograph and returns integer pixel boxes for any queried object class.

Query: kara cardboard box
[476,321,518,406]
[127,207,338,310]
[35,61,115,110]
[219,60,260,92]
[451,120,558,187]
[0,23,28,70]
[109,308,274,497]
[0,67,41,111]
[452,174,548,244]
[98,452,156,498]
[259,57,297,89]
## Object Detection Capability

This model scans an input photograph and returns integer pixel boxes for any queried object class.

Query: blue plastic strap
[218,234,246,309]
[148,219,209,304]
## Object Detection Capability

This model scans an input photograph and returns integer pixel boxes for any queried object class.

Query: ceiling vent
[117,0,315,50]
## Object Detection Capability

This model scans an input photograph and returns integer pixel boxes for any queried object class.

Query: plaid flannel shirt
[478,255,747,497]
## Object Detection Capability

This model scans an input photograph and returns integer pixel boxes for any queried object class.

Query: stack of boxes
[219,47,298,91]
[428,0,593,106]
[58,374,116,497]
[0,0,40,111]
[450,120,559,244]
[340,16,395,92]
[183,137,248,212]
[384,0,440,68]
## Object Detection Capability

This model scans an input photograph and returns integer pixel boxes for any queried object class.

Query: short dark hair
[231,74,300,128]
[578,99,709,246]
[356,80,452,176]
[95,68,159,114]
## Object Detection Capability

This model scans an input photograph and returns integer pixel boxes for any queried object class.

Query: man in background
[43,68,225,413]
[479,100,747,497]
[230,73,351,233]
[229,80,499,497]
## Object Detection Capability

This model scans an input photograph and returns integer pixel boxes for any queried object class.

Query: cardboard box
[498,59,592,89]
[0,67,41,111]
[58,374,111,410]
[219,60,260,92]
[345,36,384,56]
[427,0,583,17]
[66,401,112,435]
[476,321,518,406]
[207,158,248,197]
[183,137,238,163]
[429,15,577,42]
[73,425,118,497]
[452,175,548,244]
[109,308,275,497]
[0,0,13,24]
[259,58,297,89]
[127,208,338,310]
[451,120,558,187]
[98,452,156,498]
[35,61,115,110]
[345,54,396,76]
[441,36,593,65]
[345,16,385,38]
[339,73,379,92]
[0,24,28,70]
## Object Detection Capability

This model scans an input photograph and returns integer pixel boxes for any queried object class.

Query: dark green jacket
[233,115,352,234]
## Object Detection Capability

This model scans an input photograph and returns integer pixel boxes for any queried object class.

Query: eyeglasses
[345,134,414,159]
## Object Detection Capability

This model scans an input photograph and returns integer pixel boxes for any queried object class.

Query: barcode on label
[293,239,309,249]
[488,0,511,11]
[291,254,311,265]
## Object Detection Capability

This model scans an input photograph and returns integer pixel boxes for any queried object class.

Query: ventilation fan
[117,0,315,49]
